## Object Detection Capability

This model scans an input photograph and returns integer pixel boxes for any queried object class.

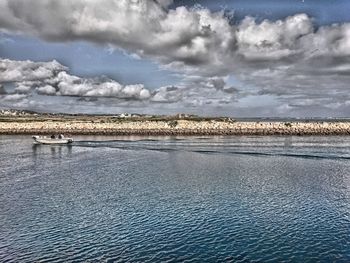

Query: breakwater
[1,118,350,135]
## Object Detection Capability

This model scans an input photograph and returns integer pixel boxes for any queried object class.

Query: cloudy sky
[0,0,350,117]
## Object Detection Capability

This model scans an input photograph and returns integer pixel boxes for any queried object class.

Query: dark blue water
[1,135,350,262]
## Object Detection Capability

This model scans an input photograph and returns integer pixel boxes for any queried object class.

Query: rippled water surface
[1,135,350,262]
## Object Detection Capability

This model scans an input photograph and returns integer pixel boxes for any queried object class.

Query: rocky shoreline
[1,117,350,136]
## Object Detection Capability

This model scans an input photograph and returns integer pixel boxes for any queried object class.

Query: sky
[0,0,350,117]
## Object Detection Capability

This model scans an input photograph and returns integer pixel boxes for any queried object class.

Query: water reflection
[32,143,73,159]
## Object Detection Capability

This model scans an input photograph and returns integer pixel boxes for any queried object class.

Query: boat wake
[71,138,350,160]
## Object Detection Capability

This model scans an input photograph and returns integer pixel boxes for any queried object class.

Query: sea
[1,135,350,262]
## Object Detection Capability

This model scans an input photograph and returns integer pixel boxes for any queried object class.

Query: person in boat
[58,134,62,139]
[51,134,55,139]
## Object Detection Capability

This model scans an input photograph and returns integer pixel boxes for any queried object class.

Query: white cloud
[0,58,154,100]
[15,82,32,93]
[1,93,27,101]
[36,85,56,95]
[0,58,183,102]
[1,1,350,115]
[0,57,242,114]
[0,0,235,72]
[1,1,349,71]
[0,59,66,82]
[55,72,151,100]
[236,14,313,60]
[151,86,183,103]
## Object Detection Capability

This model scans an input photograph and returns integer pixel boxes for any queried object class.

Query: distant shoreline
[1,113,350,136]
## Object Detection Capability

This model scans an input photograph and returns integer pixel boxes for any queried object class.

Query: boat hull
[32,136,73,145]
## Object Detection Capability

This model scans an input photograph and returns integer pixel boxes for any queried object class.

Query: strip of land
[0,111,349,135]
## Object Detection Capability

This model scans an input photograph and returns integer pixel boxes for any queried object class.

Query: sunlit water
[1,135,350,262]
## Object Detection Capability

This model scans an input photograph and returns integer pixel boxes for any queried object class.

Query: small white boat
[32,135,73,145]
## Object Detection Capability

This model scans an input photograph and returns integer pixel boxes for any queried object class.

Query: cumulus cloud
[1,0,350,115]
[52,71,152,99]
[0,59,66,82]
[15,82,32,93]
[1,93,27,101]
[236,14,313,61]
[151,86,183,103]
[1,1,349,70]
[0,58,154,100]
[36,85,56,95]
[0,58,196,105]
[0,57,241,114]
[0,0,235,73]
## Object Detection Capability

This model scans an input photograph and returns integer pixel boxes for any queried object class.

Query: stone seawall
[1,119,350,135]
